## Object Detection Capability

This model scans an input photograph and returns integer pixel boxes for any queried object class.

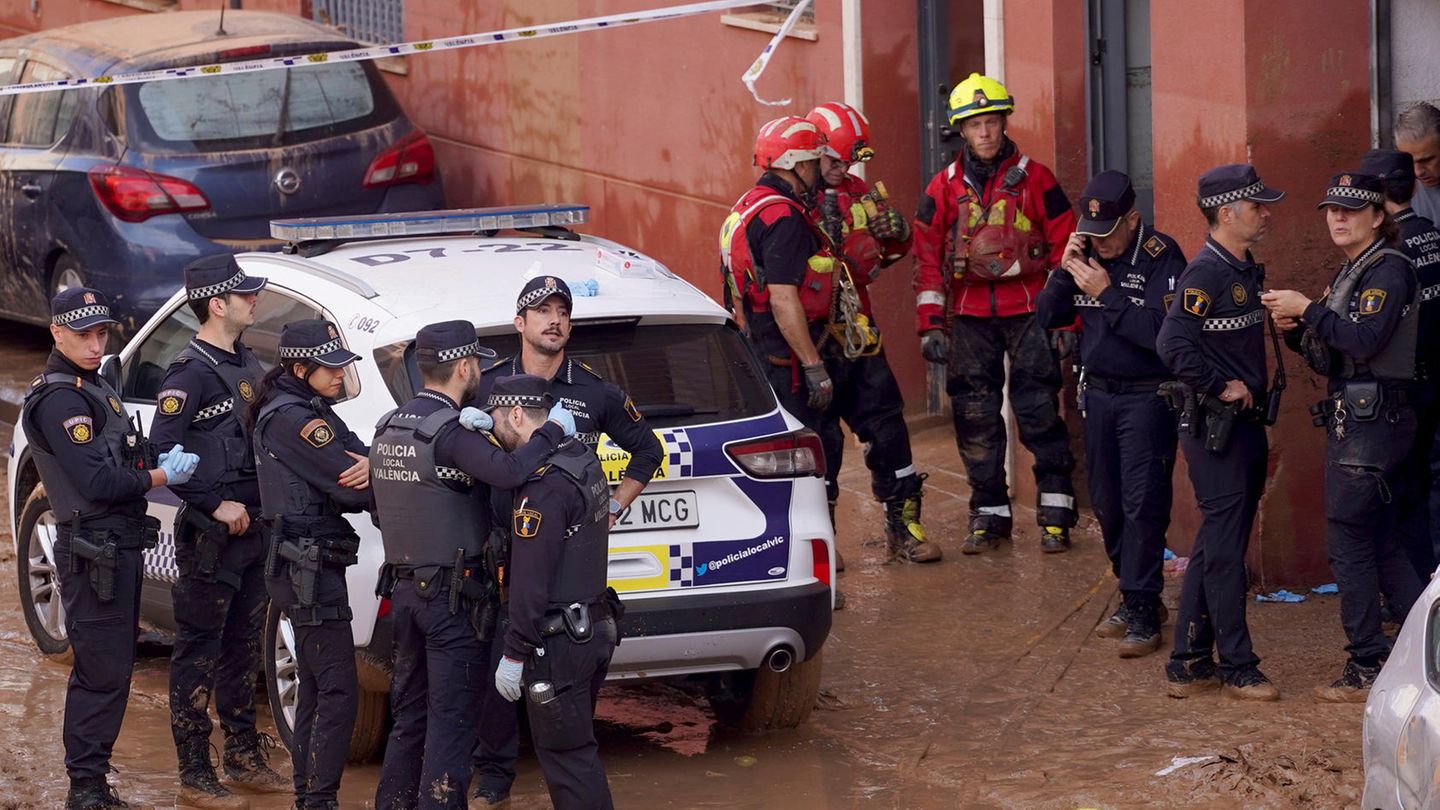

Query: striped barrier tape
[741,0,813,106]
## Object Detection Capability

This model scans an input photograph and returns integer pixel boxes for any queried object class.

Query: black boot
[222,730,290,794]
[175,736,248,809]
[884,475,941,563]
[1314,657,1382,703]
[66,777,130,810]
[1117,593,1161,658]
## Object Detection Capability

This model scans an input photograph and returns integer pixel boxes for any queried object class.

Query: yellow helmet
[948,72,1014,124]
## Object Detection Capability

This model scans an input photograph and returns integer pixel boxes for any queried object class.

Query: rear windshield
[373,322,777,429]
[125,61,398,151]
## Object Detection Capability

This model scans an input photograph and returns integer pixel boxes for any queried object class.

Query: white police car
[1363,571,1440,808]
[8,204,835,759]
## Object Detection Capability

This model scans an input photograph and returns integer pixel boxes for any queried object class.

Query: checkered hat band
[187,271,247,301]
[279,337,343,359]
[436,341,481,363]
[517,286,564,311]
[53,305,111,326]
[488,393,548,409]
[1325,186,1383,205]
[1198,181,1265,209]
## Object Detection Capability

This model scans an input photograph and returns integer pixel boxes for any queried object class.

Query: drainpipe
[842,0,864,180]
[984,0,1005,82]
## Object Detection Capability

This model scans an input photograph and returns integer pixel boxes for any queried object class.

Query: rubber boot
[222,730,290,794]
[1039,525,1071,553]
[176,737,249,809]
[885,476,942,563]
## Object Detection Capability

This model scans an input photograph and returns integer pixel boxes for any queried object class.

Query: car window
[374,322,776,427]
[4,60,79,147]
[123,290,358,403]
[128,61,396,151]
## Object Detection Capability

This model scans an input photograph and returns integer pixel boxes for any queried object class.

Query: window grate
[307,0,405,46]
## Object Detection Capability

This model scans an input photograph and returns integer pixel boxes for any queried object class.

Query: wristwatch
[608,498,623,516]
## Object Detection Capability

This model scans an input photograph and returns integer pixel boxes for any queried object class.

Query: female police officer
[247,320,372,809]
[1263,172,1424,702]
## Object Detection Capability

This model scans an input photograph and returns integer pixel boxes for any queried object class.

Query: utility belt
[64,511,159,603]
[1309,380,1411,428]
[263,516,358,624]
[1158,382,1265,454]
[1085,375,1173,395]
[537,588,626,645]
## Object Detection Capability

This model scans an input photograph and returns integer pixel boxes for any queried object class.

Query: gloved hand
[459,406,493,432]
[547,401,577,437]
[1051,329,1077,360]
[158,443,200,487]
[870,208,910,242]
[495,656,524,702]
[802,362,833,411]
[921,330,949,365]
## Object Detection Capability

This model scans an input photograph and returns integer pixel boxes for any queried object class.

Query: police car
[8,204,835,759]
[1363,571,1440,808]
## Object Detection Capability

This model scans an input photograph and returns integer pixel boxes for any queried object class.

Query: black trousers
[1324,405,1424,662]
[945,313,1077,530]
[375,580,486,810]
[1169,420,1267,679]
[266,566,355,808]
[55,531,142,782]
[473,616,521,798]
[527,621,617,810]
[169,526,268,749]
[1082,386,1176,596]
[1394,384,1440,579]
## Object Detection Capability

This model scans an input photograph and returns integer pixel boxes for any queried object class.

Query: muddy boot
[1039,525,1071,553]
[470,785,512,808]
[1165,659,1220,699]
[66,778,130,810]
[1221,667,1280,702]
[960,528,1003,555]
[222,731,290,794]
[1095,602,1131,639]
[1117,595,1161,658]
[883,481,942,564]
[1313,658,1381,703]
[176,738,249,809]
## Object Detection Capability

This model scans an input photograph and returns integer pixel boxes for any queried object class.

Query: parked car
[8,205,836,761]
[1363,572,1440,808]
[0,10,444,337]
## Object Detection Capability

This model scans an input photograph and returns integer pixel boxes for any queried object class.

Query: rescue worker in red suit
[913,72,1081,554]
[720,116,943,568]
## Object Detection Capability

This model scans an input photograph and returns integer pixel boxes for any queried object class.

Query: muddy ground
[0,323,1366,809]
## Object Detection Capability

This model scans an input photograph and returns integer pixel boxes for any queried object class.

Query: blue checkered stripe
[668,542,695,587]
[144,531,181,584]
[660,428,694,478]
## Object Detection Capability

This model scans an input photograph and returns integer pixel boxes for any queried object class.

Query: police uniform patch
[1359,288,1387,314]
[1231,283,1248,306]
[1143,236,1166,258]
[238,379,254,401]
[157,388,187,416]
[1163,293,1175,311]
[1183,288,1212,317]
[64,415,93,444]
[514,507,543,538]
[107,395,123,415]
[301,418,334,448]
[624,395,642,422]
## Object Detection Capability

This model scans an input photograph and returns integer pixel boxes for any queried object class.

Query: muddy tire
[263,602,389,763]
[15,486,73,663]
[709,648,823,732]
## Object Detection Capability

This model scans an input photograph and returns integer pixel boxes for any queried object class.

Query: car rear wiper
[273,67,293,147]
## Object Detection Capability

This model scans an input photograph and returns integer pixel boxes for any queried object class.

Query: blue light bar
[270,204,590,243]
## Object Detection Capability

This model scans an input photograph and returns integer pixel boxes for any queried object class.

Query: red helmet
[806,102,874,163]
[753,116,837,170]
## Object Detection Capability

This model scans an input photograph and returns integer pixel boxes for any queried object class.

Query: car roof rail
[244,253,380,299]
[271,204,590,257]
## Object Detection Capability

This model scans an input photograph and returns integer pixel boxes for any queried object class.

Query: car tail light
[377,597,392,620]
[364,130,436,189]
[810,539,831,587]
[88,165,210,223]
[725,429,825,479]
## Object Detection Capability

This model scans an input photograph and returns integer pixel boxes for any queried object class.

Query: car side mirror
[99,354,122,393]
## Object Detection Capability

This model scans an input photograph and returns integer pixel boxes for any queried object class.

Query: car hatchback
[0,10,444,335]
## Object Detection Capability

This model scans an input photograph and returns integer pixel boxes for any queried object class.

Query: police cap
[1197,164,1285,209]
[278,319,361,368]
[1076,170,1137,237]
[51,287,120,331]
[1317,173,1384,210]
[516,275,573,314]
[414,320,497,363]
[1359,149,1416,186]
[484,373,555,412]
[184,254,265,301]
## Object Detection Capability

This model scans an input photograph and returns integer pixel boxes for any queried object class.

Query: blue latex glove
[547,402,576,437]
[495,656,524,702]
[459,406,493,432]
[572,278,600,296]
[158,443,199,487]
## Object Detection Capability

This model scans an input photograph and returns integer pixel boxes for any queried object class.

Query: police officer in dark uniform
[371,321,576,810]
[487,375,619,810]
[150,255,287,808]
[472,276,661,806]
[249,319,371,810]
[1263,172,1424,701]
[1036,171,1185,658]
[23,288,199,810]
[1360,149,1440,579]
[1157,164,1284,702]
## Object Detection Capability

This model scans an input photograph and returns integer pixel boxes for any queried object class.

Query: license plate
[611,490,698,533]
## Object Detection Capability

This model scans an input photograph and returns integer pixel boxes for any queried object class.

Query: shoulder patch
[300,418,334,448]
[1182,288,1212,317]
[1143,236,1166,258]
[1231,282,1248,306]
[106,395,123,415]
[1163,293,1175,311]
[63,415,94,444]
[1359,288,1388,315]
[624,395,642,422]
[156,388,188,417]
[513,506,543,538]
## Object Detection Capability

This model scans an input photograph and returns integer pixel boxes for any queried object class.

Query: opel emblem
[274,168,301,195]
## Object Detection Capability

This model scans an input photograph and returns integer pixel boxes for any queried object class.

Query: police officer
[913,72,1080,553]
[250,319,371,810]
[471,276,662,806]
[1157,164,1284,701]
[1359,149,1440,580]
[23,288,199,810]
[802,101,941,564]
[150,255,286,808]
[1036,171,1185,657]
[1263,173,1424,701]
[488,375,620,810]
[371,321,575,810]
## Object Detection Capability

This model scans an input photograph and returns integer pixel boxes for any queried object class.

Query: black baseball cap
[184,254,265,301]
[516,275,573,314]
[1196,164,1285,209]
[51,287,120,331]
[483,373,555,412]
[1076,170,1137,237]
[1317,172,1384,210]
[1359,149,1416,186]
[278,319,361,368]
[414,320,497,362]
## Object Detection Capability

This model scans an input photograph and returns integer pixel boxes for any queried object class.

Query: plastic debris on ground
[1164,555,1189,575]
[1311,583,1339,595]
[1255,589,1305,603]
[1164,548,1177,561]
[1155,754,1222,777]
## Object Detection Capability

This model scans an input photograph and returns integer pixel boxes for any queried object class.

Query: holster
[1201,397,1241,453]
[1300,328,1334,376]
[1342,380,1383,422]
[69,533,118,604]
[176,503,241,591]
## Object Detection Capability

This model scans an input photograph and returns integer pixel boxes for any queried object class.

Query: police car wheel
[708,648,823,733]
[262,602,389,762]
[15,486,73,662]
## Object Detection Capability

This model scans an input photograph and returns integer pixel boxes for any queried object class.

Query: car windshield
[373,321,776,428]
[127,61,397,151]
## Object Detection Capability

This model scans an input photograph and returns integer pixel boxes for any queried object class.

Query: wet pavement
[0,330,1366,808]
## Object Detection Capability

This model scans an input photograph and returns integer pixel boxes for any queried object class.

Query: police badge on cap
[1076,170,1137,237]
[1317,172,1384,210]
[516,275,574,314]
[50,287,120,331]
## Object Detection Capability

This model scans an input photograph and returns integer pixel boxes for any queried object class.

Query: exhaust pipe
[765,646,794,673]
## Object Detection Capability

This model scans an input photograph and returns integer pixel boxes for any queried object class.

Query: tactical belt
[1086,375,1172,395]
[539,599,610,639]
[287,604,353,626]
[71,514,160,549]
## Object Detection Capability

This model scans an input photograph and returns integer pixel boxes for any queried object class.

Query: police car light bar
[270,204,590,243]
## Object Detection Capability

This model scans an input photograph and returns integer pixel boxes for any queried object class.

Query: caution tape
[0,0,771,97]
[741,0,812,106]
